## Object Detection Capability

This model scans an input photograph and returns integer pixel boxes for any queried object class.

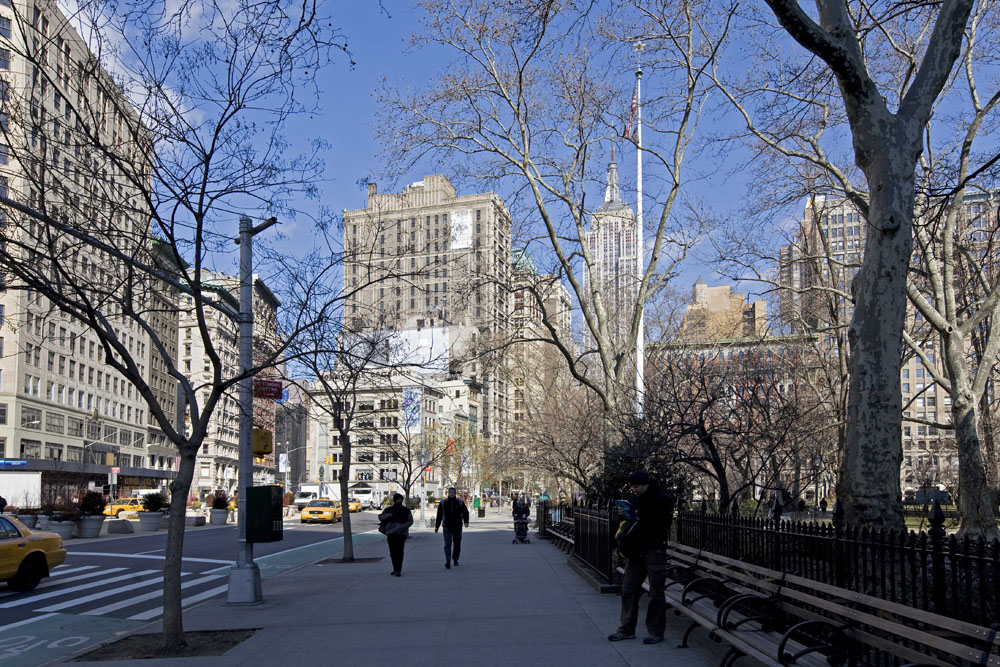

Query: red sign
[111,467,120,473]
[253,379,283,399]
[424,466,432,473]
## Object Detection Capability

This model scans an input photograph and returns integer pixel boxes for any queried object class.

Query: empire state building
[582,148,639,353]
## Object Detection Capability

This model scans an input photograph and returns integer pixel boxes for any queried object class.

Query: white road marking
[83,574,222,616]
[47,565,100,577]
[36,573,192,612]
[0,613,58,633]
[67,552,231,564]
[127,584,229,621]
[0,568,128,599]
[0,570,159,608]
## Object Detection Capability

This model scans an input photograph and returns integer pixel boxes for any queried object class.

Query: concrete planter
[48,521,77,540]
[138,512,163,531]
[77,516,105,538]
[36,516,50,531]
[209,509,229,525]
[17,514,37,529]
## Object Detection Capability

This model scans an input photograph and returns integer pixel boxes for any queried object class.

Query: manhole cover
[317,557,384,564]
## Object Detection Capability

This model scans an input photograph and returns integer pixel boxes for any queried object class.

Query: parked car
[103,497,148,517]
[0,516,66,592]
[300,500,342,523]
[347,498,363,513]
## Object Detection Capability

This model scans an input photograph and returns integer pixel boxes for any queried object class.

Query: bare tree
[377,0,732,451]
[747,0,978,528]
[0,0,347,648]
[633,337,833,514]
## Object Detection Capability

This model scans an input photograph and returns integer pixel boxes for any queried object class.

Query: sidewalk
[55,510,740,666]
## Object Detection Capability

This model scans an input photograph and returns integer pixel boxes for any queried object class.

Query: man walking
[378,493,414,577]
[435,487,469,569]
[608,470,675,645]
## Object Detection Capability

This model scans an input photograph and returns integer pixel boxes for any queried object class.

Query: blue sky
[280,3,776,307]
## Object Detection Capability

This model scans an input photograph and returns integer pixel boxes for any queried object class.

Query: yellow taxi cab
[347,498,363,513]
[0,515,67,591]
[300,499,342,523]
[103,497,147,517]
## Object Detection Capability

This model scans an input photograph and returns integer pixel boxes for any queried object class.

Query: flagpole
[634,44,645,418]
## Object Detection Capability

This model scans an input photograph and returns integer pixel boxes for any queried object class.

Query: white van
[351,488,375,509]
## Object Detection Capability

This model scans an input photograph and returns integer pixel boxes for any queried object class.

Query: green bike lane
[0,531,385,666]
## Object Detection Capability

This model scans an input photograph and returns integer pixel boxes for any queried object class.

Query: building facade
[679,279,767,340]
[0,0,179,500]
[341,175,512,449]
[178,272,280,497]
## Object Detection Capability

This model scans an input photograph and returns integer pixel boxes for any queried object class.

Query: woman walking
[379,493,414,576]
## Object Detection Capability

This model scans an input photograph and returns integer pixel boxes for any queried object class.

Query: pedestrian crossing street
[0,563,229,621]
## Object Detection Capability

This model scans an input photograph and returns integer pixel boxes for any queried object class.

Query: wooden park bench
[625,541,1000,667]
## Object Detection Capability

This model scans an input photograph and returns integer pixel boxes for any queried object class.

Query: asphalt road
[0,509,383,660]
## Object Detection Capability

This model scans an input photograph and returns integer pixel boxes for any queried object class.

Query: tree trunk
[339,429,353,562]
[839,164,910,531]
[947,353,1000,539]
[980,389,1000,512]
[162,445,199,649]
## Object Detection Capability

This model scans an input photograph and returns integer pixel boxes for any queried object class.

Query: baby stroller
[513,517,531,544]
[512,501,532,544]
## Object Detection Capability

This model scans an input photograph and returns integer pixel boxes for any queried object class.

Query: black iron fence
[676,502,1000,625]
[572,506,616,582]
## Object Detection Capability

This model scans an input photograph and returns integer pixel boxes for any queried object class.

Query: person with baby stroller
[512,494,531,544]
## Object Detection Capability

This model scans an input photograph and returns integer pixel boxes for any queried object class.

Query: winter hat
[628,470,651,485]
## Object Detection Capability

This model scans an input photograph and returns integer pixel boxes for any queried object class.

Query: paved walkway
[52,511,741,666]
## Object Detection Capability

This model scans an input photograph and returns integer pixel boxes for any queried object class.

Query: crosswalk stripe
[0,570,160,608]
[0,567,128,599]
[67,551,232,564]
[35,572,192,612]
[83,574,222,616]
[127,584,229,621]
[50,565,99,575]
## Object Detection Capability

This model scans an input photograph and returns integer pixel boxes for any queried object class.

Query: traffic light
[252,428,273,455]
[323,455,334,465]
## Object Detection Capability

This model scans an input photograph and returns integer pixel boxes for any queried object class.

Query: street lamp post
[227,214,277,605]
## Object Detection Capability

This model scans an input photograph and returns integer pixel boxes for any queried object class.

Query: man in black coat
[435,487,469,569]
[608,469,675,645]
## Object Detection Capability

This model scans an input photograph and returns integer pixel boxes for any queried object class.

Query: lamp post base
[227,563,262,604]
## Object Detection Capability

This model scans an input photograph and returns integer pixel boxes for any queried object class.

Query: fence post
[928,499,947,614]
[700,499,708,549]
[771,499,784,571]
[832,500,845,588]
[537,500,547,538]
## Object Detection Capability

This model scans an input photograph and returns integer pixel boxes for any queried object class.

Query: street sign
[111,467,120,473]
[0,460,27,467]
[424,466,432,472]
[253,379,283,399]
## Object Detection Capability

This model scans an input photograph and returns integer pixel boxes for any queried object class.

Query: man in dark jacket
[435,487,469,569]
[608,469,675,645]
[378,493,414,576]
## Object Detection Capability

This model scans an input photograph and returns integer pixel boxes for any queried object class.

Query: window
[67,417,83,436]
[19,439,41,458]
[44,442,63,460]
[0,17,10,39]
[45,411,64,433]
[21,406,41,429]
[0,48,9,70]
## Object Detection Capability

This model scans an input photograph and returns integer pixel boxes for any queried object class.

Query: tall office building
[341,175,511,448]
[581,151,640,354]
[0,0,180,496]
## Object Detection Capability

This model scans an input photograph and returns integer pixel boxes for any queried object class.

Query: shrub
[50,510,80,522]
[142,492,167,512]
[211,490,230,510]
[79,491,107,516]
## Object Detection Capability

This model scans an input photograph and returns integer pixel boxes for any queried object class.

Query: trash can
[477,507,486,518]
